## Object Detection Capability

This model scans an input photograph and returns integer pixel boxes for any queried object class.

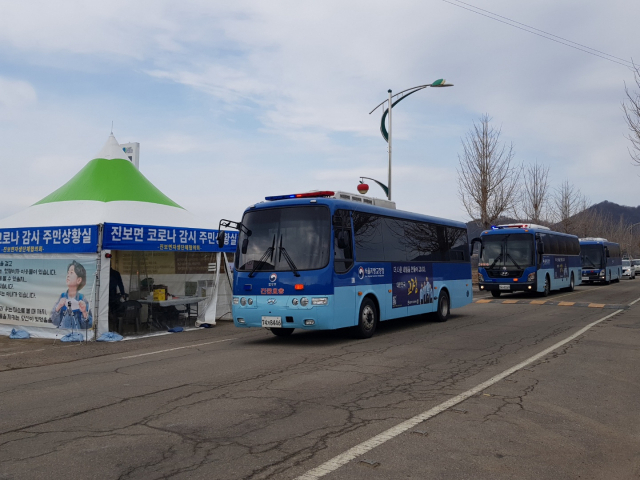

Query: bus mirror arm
[218,219,252,249]
[337,231,349,250]
[469,237,482,257]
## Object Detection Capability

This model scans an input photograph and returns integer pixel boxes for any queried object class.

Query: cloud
[1,0,640,226]
[0,76,37,109]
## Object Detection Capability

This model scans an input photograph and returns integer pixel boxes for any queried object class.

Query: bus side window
[353,212,384,262]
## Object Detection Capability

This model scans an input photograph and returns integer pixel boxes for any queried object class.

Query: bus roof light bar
[265,191,335,201]
[493,223,551,231]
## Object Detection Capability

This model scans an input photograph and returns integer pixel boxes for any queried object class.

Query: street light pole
[388,89,392,201]
[370,79,453,201]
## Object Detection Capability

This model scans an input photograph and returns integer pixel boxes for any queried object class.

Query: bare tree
[571,199,605,238]
[457,114,520,229]
[520,161,550,224]
[551,180,586,233]
[623,62,640,167]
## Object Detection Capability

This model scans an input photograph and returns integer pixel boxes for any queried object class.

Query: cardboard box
[153,288,166,301]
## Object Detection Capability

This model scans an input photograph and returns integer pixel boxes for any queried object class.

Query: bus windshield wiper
[582,257,596,268]
[505,253,520,269]
[279,237,300,277]
[488,253,503,269]
[248,235,275,278]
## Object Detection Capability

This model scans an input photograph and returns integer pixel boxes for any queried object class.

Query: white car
[622,259,636,279]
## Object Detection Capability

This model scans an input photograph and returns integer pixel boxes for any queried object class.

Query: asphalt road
[1,279,639,480]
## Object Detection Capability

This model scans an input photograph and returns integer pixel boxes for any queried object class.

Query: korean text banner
[0,225,98,254]
[103,223,238,252]
[0,255,97,335]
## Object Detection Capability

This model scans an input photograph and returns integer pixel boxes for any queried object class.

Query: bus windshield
[236,206,331,272]
[581,244,603,268]
[480,234,534,269]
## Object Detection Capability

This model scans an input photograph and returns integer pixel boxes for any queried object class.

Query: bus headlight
[477,273,484,282]
[233,297,239,305]
[300,297,309,307]
[311,297,328,305]
[599,271,605,277]
[240,297,247,306]
[527,273,536,282]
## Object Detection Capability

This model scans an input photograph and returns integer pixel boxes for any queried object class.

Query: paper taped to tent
[0,135,236,339]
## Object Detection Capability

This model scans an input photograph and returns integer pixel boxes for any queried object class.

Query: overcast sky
[0,0,638,227]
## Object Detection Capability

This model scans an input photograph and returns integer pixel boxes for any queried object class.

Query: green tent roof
[34,135,182,208]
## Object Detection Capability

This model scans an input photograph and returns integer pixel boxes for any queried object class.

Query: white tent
[0,135,234,340]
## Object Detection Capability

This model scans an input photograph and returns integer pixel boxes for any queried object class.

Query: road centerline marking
[120,338,235,359]
[295,308,624,480]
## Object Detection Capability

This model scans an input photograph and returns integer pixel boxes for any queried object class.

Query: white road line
[120,338,235,359]
[629,296,640,306]
[296,308,624,480]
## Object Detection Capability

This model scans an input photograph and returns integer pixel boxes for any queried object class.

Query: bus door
[333,210,357,325]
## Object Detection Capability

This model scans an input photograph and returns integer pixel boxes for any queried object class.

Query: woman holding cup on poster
[50,260,92,330]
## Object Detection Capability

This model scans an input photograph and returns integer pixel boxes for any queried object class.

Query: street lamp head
[431,78,453,87]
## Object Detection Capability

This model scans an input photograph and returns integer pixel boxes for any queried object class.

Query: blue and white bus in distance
[579,238,622,284]
[221,190,473,338]
[474,224,581,297]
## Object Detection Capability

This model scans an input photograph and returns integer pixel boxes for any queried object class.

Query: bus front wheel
[354,297,377,339]
[567,273,575,292]
[434,291,450,322]
[539,276,550,297]
[271,328,294,337]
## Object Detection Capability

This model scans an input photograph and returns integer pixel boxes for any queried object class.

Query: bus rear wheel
[434,291,450,322]
[354,297,377,339]
[271,328,294,337]
[491,291,501,298]
[567,273,575,292]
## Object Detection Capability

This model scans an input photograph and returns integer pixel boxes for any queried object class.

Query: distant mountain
[464,201,640,238]
[586,201,640,225]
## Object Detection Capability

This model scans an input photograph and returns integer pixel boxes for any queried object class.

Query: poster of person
[554,257,569,279]
[0,255,97,335]
[392,263,434,308]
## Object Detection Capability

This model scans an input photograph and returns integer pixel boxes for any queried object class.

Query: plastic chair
[118,300,142,335]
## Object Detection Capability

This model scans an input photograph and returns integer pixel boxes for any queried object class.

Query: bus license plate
[499,285,510,291]
[582,276,589,281]
[262,316,282,328]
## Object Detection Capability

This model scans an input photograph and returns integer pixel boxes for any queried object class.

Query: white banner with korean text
[0,254,99,339]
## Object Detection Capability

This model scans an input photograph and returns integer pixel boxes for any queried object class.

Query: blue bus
[579,238,622,284]
[474,224,581,297]
[220,191,473,338]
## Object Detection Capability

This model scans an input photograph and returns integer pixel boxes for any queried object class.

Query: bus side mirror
[605,248,610,257]
[537,240,544,254]
[216,231,226,249]
[469,237,482,256]
[241,238,249,254]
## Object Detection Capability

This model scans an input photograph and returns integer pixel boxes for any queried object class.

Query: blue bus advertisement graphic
[392,263,434,308]
[554,257,569,279]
